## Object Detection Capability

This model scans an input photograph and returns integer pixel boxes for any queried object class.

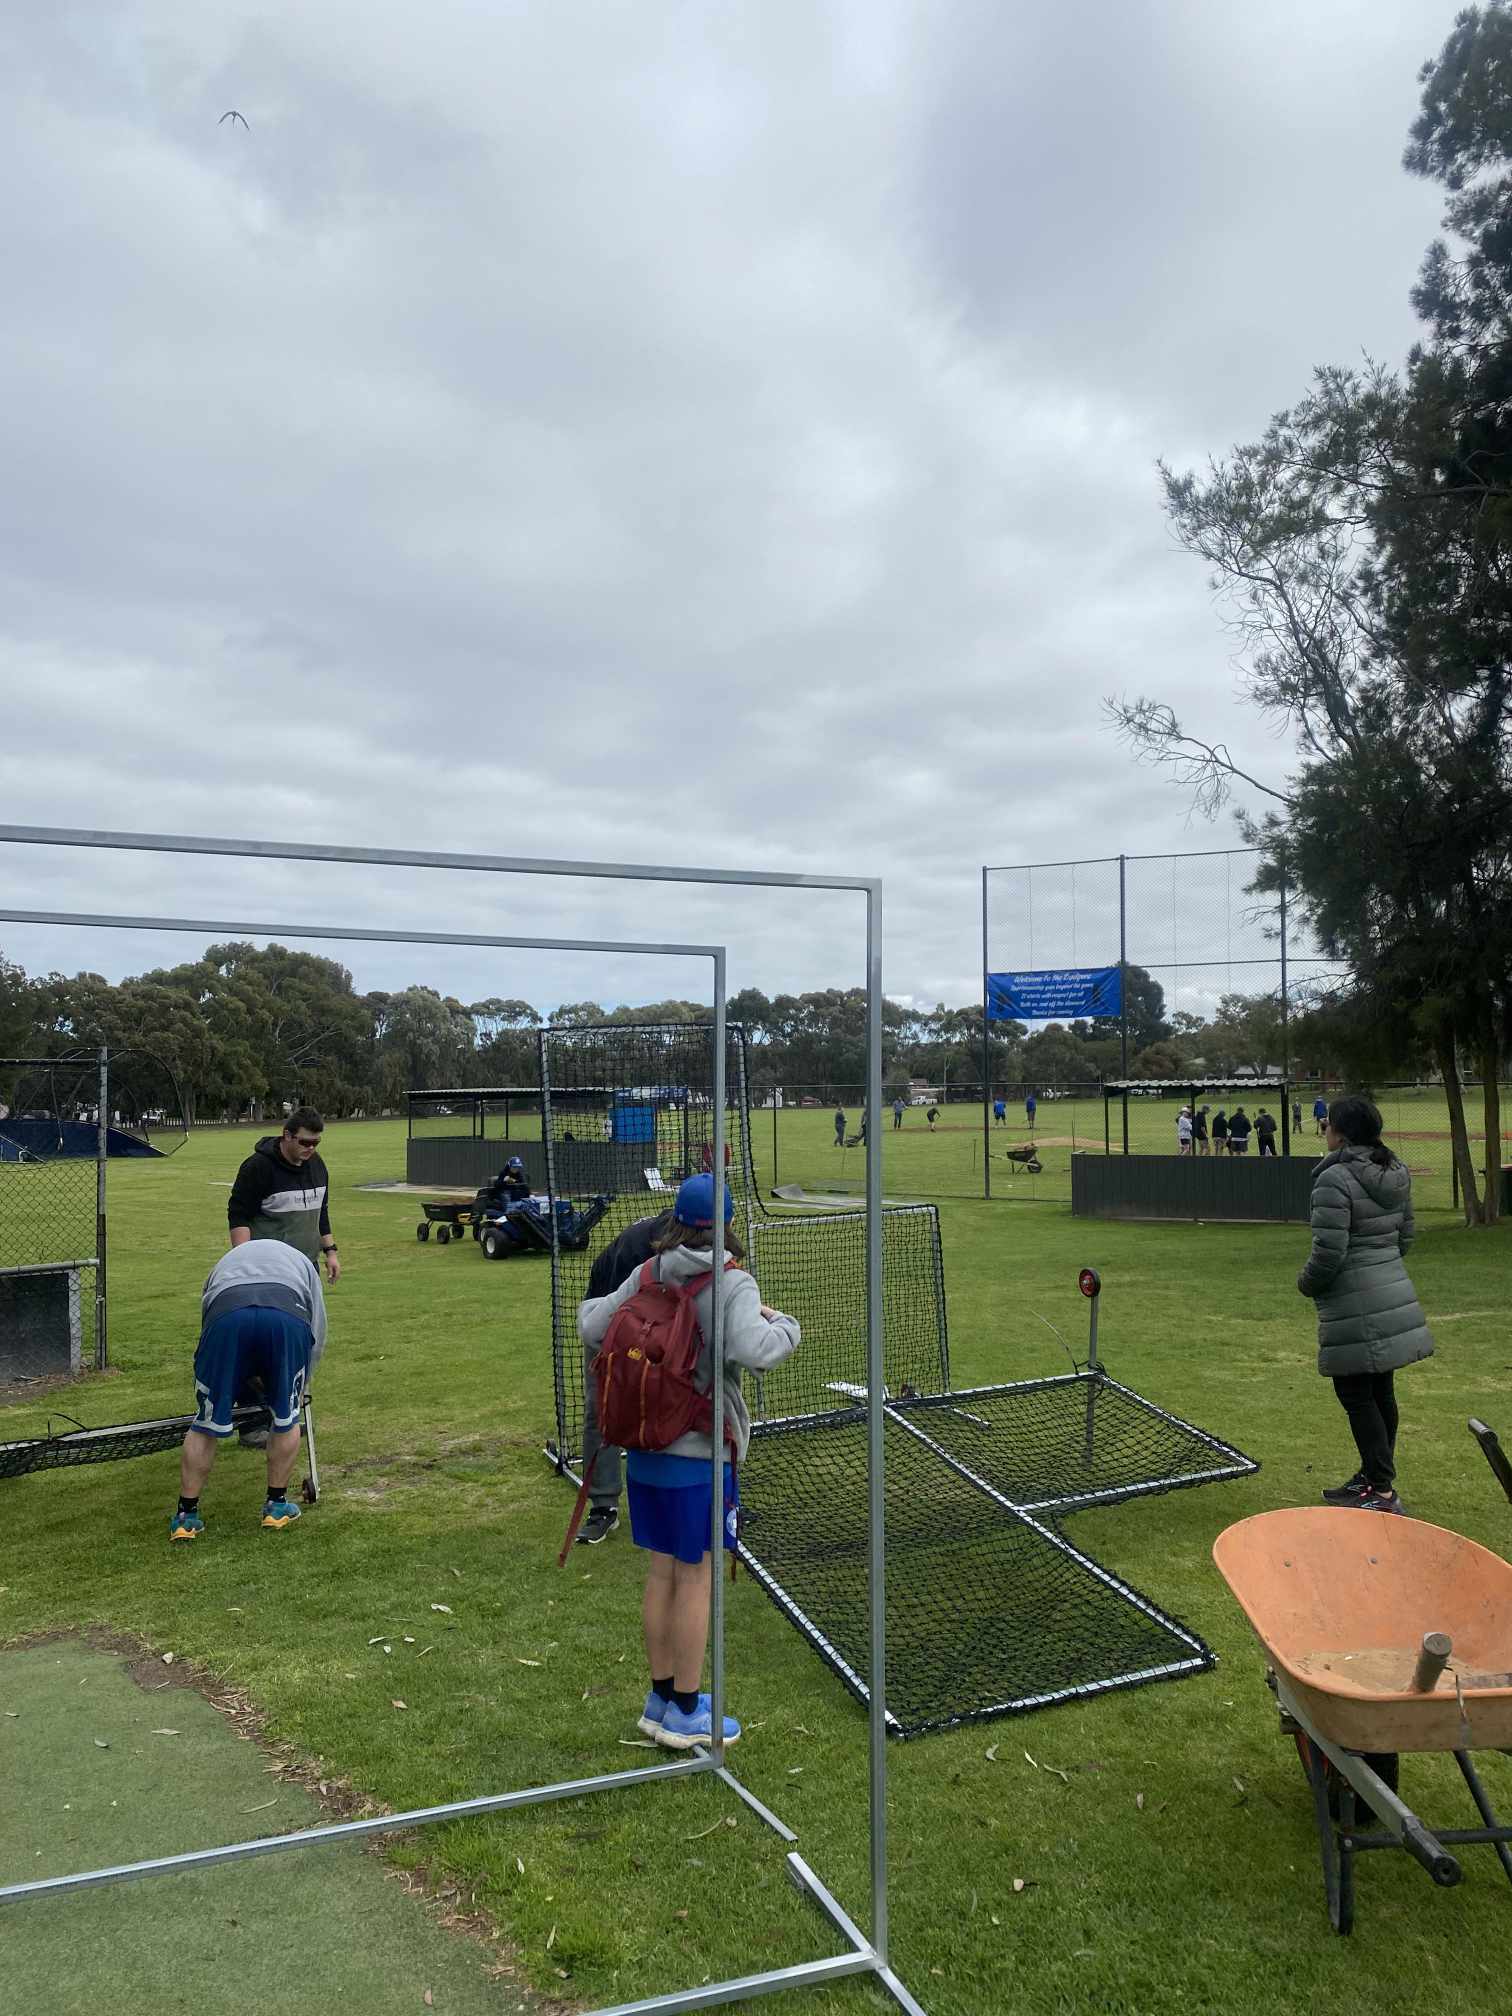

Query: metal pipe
[95,1045,108,1369]
[582,1952,876,2016]
[1118,855,1129,1155]
[0,1758,712,1904]
[0,906,718,963]
[864,881,889,1964]
[710,957,727,1761]
[0,823,876,895]
[981,866,992,1202]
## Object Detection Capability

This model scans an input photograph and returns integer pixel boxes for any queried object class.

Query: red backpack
[556,1259,736,1563]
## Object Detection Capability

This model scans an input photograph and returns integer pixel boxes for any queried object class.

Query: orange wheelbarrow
[1214,1506,1512,1932]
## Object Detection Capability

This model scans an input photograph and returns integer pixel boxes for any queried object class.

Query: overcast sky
[0,0,1454,1018]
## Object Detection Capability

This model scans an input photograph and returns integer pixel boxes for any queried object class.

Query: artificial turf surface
[3,1115,1511,2014]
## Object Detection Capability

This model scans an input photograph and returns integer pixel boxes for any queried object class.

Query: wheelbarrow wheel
[1293,1732,1398,1821]
[416,1222,430,1242]
[1298,1733,1355,1934]
[437,1224,451,1245]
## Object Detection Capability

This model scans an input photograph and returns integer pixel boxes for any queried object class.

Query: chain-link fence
[0,1055,107,1377]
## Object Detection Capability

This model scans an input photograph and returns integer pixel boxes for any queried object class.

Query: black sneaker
[578,1508,620,1545]
[1356,1484,1404,1515]
[1321,1472,1368,1504]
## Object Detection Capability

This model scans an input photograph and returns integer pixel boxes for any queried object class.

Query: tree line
[0,937,1417,1129]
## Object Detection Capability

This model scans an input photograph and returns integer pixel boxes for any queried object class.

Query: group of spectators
[1175,1093,1333,1157]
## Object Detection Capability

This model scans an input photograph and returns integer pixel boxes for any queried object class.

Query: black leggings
[1332,1371,1399,1487]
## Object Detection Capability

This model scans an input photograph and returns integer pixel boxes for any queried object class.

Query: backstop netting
[543,1021,1258,1737]
[0,1056,105,1378]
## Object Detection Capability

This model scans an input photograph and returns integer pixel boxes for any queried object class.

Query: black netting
[887,1377,1254,1516]
[542,1021,1257,1737]
[744,1207,948,1426]
[0,1405,273,1480]
[739,1411,1214,1739]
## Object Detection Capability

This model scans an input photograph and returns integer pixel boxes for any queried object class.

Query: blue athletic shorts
[191,1307,311,1438]
[626,1451,739,1564]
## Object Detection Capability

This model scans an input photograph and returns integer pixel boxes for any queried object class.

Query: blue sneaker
[655,1695,741,1750]
[261,1496,302,1530]
[169,1509,205,1542]
[637,1690,669,1738]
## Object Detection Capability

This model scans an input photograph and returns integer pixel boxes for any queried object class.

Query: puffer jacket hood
[1343,1147,1411,1210]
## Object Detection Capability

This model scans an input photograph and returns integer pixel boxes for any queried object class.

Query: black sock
[673,1686,700,1715]
[177,1496,199,1516]
[652,1675,674,1702]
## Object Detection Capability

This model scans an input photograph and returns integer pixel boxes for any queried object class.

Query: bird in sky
[219,110,248,130]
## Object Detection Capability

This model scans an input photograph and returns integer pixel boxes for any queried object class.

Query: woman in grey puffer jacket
[1297,1095,1433,1513]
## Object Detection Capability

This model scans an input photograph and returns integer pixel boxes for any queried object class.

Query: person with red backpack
[575,1172,799,1750]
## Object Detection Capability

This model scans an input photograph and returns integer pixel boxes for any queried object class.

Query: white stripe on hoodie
[577,1243,799,1462]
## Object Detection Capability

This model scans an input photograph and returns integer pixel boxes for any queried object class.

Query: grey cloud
[0,1,1461,1013]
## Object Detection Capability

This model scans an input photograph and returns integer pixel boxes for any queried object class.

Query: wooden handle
[1412,1631,1453,1692]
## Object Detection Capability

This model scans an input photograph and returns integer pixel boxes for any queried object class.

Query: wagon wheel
[1298,1733,1355,1934]
[416,1222,430,1242]
[437,1224,451,1245]
[1027,1157,1043,1175]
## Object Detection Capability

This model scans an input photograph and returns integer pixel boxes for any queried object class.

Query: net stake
[1413,1632,1452,1692]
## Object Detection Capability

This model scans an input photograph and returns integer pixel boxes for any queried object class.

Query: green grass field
[768,1086,1510,1210]
[4,1119,1512,2014]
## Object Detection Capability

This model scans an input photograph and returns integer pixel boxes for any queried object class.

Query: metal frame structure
[980,849,1306,1191]
[0,1048,108,1369]
[0,824,922,2016]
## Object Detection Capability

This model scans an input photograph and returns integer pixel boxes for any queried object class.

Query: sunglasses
[292,1135,322,1149]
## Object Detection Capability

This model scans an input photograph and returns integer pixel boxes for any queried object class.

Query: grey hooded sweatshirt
[576,1243,799,1462]
[1296,1145,1434,1379]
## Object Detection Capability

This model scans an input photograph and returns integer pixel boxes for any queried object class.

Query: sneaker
[637,1690,669,1738]
[169,1509,205,1542]
[261,1496,302,1530]
[1321,1472,1369,1504]
[655,1695,741,1750]
[1356,1485,1404,1515]
[577,1507,620,1545]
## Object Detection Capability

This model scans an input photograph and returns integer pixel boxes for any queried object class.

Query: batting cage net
[542,1022,1257,1737]
[0,1054,106,1378]
[0,1399,320,1500]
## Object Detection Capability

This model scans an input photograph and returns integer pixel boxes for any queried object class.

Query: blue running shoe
[169,1509,205,1542]
[655,1695,741,1750]
[261,1496,302,1530]
[637,1690,669,1738]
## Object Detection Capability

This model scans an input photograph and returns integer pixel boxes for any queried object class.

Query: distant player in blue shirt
[993,1097,1006,1127]
[1025,1091,1037,1129]
[1313,1095,1329,1137]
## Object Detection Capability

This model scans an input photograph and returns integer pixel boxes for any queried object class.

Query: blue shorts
[191,1307,311,1438]
[626,1451,739,1564]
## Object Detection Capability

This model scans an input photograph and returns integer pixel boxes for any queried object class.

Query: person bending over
[576,1174,798,1750]
[170,1239,325,1540]
[1298,1096,1432,1515]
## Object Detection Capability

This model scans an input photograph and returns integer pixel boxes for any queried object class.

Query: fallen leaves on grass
[418,1646,434,1658]
[430,1603,453,1615]
[618,1739,656,1749]
[515,1857,525,1876]
[546,1925,557,1951]
[985,1744,998,1762]
[392,1700,407,1711]
[1012,1877,1036,1893]
[516,1658,543,1668]
[161,1653,175,1665]
[1135,1793,1145,1811]
[93,1738,109,1749]
[151,1728,180,1736]
[423,1993,434,2008]
[242,1798,279,1814]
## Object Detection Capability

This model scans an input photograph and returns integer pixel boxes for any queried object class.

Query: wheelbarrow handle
[1397,1813,1461,1888]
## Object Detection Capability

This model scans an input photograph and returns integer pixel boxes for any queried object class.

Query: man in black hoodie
[574,1208,673,1545]
[228,1108,339,1446]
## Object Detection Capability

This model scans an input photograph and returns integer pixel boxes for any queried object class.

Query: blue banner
[986,966,1122,1023]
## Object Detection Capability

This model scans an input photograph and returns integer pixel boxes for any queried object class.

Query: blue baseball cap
[674,1172,734,1227]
